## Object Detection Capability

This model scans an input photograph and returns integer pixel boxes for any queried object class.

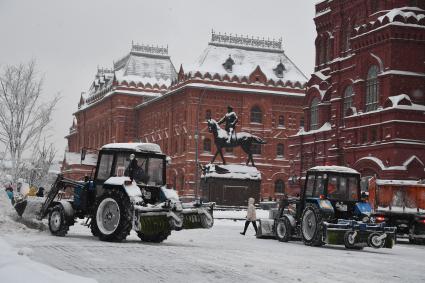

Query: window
[275,179,285,194]
[300,116,304,128]
[305,174,315,197]
[147,158,164,186]
[179,174,185,190]
[96,153,113,180]
[205,109,211,120]
[278,115,285,127]
[276,143,284,157]
[203,138,211,152]
[327,174,359,201]
[371,128,377,142]
[250,106,262,123]
[343,23,351,51]
[310,97,319,130]
[314,174,325,197]
[365,65,379,112]
[343,85,354,117]
[361,130,368,144]
[251,144,262,155]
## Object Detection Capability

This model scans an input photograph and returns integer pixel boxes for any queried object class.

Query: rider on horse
[218,105,238,143]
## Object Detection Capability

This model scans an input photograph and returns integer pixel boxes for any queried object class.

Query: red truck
[368,177,425,244]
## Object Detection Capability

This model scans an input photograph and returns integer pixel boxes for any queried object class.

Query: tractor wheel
[137,230,171,243]
[367,232,385,249]
[48,204,70,237]
[93,188,132,242]
[301,204,325,247]
[344,231,363,250]
[275,217,292,242]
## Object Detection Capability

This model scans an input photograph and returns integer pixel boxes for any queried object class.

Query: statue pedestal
[200,164,261,206]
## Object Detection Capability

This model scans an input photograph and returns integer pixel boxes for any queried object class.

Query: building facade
[287,0,425,192]
[65,33,308,199]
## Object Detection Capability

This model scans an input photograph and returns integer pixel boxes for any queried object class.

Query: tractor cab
[298,166,367,221]
[95,143,166,204]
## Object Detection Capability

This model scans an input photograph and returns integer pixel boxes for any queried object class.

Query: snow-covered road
[2,219,425,283]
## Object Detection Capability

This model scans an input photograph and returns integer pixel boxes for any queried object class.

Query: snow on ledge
[201,164,261,180]
[356,155,424,171]
[308,166,359,175]
[295,122,331,136]
[102,143,162,153]
[376,179,425,187]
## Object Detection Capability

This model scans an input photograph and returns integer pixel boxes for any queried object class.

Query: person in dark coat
[218,105,238,143]
[36,187,44,197]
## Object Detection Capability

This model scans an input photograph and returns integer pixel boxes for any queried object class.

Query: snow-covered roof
[113,44,177,87]
[308,166,360,175]
[201,164,261,181]
[64,152,98,166]
[184,32,307,86]
[101,143,162,154]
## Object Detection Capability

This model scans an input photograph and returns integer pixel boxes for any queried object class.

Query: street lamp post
[194,89,207,199]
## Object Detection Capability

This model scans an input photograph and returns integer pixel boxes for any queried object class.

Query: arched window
[205,109,211,120]
[203,138,211,153]
[179,174,185,191]
[275,179,285,194]
[250,106,262,123]
[366,65,379,112]
[278,115,285,127]
[343,85,354,116]
[276,143,284,157]
[310,97,319,130]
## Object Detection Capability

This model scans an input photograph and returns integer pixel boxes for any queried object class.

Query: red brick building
[287,0,425,192]
[65,33,308,199]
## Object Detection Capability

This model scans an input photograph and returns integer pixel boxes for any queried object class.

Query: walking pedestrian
[240,197,258,235]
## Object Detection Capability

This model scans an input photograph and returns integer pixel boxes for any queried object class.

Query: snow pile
[0,192,46,233]
[0,238,97,283]
[0,191,31,233]
[201,164,261,180]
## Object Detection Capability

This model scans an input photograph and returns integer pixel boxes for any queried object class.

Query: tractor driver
[218,105,238,143]
[125,154,147,183]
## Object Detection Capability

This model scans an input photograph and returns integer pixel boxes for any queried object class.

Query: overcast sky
[0,0,317,158]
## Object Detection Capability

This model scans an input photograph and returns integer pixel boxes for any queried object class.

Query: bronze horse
[207,119,266,166]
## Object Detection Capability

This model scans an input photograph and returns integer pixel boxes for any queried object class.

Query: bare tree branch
[0,61,60,183]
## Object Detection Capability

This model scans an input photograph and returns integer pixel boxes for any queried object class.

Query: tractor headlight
[362,216,370,223]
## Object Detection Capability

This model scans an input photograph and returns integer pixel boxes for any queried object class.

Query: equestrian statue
[207,105,266,167]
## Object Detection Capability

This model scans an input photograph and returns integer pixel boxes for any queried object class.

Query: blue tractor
[257,166,396,249]
[14,143,213,242]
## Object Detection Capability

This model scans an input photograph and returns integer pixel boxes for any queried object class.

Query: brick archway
[353,158,381,178]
